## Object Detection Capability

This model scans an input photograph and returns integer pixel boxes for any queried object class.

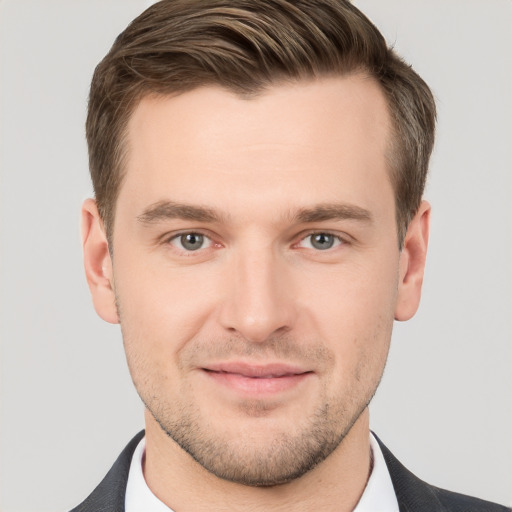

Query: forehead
[119,76,393,221]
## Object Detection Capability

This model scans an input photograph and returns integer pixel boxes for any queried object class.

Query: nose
[218,247,297,343]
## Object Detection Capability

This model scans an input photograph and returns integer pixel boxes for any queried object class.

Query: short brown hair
[86,0,436,246]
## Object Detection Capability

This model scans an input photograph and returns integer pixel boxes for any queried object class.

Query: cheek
[299,255,399,329]
[299,258,398,373]
[113,257,221,353]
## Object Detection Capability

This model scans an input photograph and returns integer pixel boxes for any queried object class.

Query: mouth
[201,362,313,395]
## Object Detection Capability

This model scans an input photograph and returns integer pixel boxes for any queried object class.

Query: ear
[395,200,431,321]
[81,198,119,324]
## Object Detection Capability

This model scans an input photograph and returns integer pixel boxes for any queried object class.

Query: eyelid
[160,228,212,243]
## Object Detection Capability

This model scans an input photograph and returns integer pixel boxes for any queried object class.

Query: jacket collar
[70,430,144,512]
[373,433,444,512]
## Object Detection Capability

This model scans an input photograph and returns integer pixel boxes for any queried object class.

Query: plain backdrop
[0,1,511,510]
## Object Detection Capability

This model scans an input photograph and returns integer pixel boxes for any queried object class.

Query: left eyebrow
[293,203,373,224]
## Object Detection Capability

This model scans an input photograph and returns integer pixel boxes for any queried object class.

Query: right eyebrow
[137,200,223,224]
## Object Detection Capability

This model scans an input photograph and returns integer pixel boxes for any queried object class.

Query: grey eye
[178,233,205,251]
[309,233,335,250]
[297,232,342,251]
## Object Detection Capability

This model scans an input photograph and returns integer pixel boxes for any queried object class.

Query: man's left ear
[395,200,431,321]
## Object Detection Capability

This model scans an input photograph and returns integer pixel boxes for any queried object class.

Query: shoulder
[433,486,511,512]
[374,434,511,512]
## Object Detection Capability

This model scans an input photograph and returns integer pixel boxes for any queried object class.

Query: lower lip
[204,370,312,395]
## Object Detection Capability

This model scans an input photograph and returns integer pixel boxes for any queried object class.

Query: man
[73,0,509,510]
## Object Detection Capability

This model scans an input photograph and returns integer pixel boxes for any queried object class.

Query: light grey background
[0,1,510,511]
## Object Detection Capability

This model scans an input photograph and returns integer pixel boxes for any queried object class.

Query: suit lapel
[374,434,445,512]
[70,430,145,512]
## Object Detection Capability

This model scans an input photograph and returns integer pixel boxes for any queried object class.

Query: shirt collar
[353,433,400,511]
[125,433,399,512]
[125,436,175,512]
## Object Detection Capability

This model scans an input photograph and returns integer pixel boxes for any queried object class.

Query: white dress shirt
[125,433,399,511]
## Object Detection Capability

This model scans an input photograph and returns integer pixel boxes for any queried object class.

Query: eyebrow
[137,200,372,226]
[293,203,373,224]
[137,201,222,224]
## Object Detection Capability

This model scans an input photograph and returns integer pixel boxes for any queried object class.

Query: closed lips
[202,363,311,378]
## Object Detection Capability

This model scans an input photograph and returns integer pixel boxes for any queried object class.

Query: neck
[143,408,372,512]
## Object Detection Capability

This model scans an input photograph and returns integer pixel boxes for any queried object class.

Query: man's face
[84,76,427,486]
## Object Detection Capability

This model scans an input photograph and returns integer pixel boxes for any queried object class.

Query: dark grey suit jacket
[70,431,510,512]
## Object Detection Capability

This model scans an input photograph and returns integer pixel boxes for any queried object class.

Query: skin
[82,75,430,511]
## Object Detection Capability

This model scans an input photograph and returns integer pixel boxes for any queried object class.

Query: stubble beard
[124,333,387,488]
[145,388,375,487]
